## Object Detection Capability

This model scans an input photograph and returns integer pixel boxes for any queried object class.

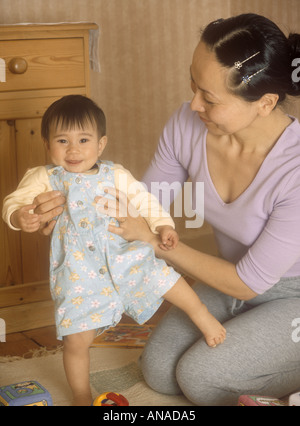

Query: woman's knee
[176,346,207,405]
[175,343,240,406]
[140,342,182,395]
[140,304,204,395]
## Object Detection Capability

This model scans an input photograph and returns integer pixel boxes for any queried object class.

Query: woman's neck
[230,109,292,156]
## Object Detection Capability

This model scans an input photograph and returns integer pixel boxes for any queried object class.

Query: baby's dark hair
[41,95,106,141]
[201,13,300,103]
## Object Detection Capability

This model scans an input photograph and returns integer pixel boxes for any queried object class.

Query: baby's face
[46,123,107,173]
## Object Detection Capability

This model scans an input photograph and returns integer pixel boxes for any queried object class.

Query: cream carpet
[0,347,194,406]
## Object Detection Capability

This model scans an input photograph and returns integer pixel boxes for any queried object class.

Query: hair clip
[242,75,252,84]
[242,67,266,84]
[234,51,261,70]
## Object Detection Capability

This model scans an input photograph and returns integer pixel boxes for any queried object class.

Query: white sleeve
[2,166,51,230]
[114,164,175,233]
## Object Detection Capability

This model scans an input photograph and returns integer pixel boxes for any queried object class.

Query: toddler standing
[2,95,226,405]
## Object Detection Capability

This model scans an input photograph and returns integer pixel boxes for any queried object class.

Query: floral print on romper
[47,161,180,339]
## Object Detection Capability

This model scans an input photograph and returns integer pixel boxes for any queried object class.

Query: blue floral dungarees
[47,161,180,339]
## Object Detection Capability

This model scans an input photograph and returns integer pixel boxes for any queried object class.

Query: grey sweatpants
[140,278,300,406]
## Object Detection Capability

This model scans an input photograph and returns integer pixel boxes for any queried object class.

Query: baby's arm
[2,166,52,231]
[10,204,41,233]
[156,225,179,250]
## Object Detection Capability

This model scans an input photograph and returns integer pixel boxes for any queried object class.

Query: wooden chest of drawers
[0,37,86,93]
[0,23,97,335]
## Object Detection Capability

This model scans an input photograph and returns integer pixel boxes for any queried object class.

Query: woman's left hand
[95,187,154,243]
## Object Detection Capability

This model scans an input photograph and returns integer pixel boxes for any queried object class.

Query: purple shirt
[143,102,300,294]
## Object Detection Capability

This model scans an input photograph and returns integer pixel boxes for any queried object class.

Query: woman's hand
[95,187,154,243]
[33,191,66,236]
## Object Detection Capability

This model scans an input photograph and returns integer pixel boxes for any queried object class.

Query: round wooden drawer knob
[8,57,28,74]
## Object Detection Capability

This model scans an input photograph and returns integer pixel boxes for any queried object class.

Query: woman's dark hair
[201,14,300,103]
[41,95,106,142]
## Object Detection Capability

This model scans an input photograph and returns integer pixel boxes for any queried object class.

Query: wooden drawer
[0,37,85,92]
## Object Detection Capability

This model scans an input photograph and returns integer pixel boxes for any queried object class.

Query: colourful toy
[289,392,300,406]
[0,381,53,406]
[93,392,129,406]
[238,395,287,406]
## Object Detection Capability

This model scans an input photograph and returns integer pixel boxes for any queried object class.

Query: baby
[2,95,226,405]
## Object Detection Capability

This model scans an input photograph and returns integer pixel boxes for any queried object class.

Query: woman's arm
[96,187,257,301]
[148,236,258,301]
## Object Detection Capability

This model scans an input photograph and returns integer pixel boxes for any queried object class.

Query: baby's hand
[156,225,179,251]
[11,204,41,233]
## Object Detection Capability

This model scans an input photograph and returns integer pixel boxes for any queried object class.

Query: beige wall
[1,0,299,244]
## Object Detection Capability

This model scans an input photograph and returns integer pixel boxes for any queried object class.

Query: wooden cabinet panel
[0,23,96,334]
[15,119,50,284]
[0,37,85,92]
[1,119,50,287]
[0,88,87,121]
[0,120,22,287]
[15,118,48,179]
[0,300,55,334]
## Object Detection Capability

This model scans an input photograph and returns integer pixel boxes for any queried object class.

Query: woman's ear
[98,136,108,156]
[258,93,279,117]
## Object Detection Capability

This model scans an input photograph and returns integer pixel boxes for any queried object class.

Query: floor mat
[91,323,155,348]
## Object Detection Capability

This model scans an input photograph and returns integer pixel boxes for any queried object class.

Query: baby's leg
[63,329,96,406]
[163,277,226,347]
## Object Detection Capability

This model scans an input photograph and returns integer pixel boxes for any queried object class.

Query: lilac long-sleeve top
[143,102,300,294]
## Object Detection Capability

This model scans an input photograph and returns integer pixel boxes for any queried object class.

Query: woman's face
[190,41,261,136]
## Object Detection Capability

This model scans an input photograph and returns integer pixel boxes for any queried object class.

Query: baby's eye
[80,138,88,143]
[58,139,67,144]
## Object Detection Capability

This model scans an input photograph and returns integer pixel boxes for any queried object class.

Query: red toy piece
[238,395,287,406]
[93,392,129,406]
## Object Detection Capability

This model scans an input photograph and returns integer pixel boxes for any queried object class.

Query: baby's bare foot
[190,304,226,348]
[204,322,227,348]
